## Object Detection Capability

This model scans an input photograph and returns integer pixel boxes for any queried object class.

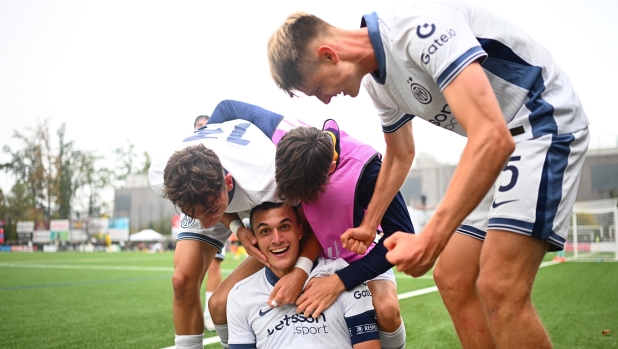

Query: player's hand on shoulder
[296,274,344,319]
[384,231,437,277]
[267,268,307,308]
[340,226,375,254]
[237,226,270,268]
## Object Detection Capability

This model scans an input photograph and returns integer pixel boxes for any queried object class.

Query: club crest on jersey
[181,215,196,229]
[416,23,436,38]
[407,78,432,104]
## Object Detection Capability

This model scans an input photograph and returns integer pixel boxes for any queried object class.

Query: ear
[224,173,234,192]
[298,223,304,240]
[317,45,339,64]
[328,161,337,175]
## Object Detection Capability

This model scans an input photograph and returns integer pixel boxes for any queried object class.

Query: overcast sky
[1,0,617,195]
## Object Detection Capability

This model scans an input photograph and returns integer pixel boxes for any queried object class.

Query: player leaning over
[149,114,321,349]
[268,1,590,348]
[228,202,380,349]
[206,100,412,349]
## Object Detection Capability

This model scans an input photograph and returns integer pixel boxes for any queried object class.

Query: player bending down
[268,2,590,347]
[228,202,380,349]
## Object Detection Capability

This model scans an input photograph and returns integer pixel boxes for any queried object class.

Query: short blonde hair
[267,12,330,97]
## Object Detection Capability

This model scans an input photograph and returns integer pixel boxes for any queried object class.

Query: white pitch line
[160,335,221,349]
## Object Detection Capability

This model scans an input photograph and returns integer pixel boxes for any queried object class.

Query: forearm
[428,132,511,239]
[220,212,242,230]
[361,123,415,232]
[428,61,515,243]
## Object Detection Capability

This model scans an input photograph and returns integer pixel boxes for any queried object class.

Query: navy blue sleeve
[345,310,380,345]
[208,100,285,139]
[335,156,415,290]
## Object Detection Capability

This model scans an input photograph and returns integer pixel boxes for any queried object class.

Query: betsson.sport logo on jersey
[416,22,457,64]
[266,313,329,337]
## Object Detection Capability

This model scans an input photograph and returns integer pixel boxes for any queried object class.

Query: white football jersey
[362,0,588,140]
[228,258,379,349]
[149,119,278,213]
[149,120,279,251]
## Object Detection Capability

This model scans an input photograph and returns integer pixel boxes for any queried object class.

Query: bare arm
[385,61,515,276]
[341,121,415,251]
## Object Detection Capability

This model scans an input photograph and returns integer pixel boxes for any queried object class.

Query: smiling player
[227,202,380,349]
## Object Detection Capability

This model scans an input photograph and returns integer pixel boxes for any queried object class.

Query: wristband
[294,256,313,276]
[229,220,244,235]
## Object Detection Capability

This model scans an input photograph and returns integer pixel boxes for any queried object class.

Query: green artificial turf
[1,252,616,349]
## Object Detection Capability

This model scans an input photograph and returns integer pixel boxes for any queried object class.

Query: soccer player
[150,115,321,349]
[228,202,380,349]
[208,100,411,349]
[267,2,590,348]
[193,114,225,332]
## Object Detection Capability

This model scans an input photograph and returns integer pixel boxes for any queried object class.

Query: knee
[171,271,198,300]
[208,287,229,322]
[476,272,529,312]
[374,298,401,329]
[434,260,472,299]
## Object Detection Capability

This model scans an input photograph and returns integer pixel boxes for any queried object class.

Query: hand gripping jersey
[227,258,379,349]
[148,119,279,251]
[361,0,589,139]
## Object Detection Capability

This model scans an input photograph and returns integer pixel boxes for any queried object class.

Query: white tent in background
[129,229,166,242]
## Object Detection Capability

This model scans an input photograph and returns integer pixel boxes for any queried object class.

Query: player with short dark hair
[267,2,590,348]
[228,202,380,349]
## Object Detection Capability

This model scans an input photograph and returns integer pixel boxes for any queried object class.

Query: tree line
[0,118,150,241]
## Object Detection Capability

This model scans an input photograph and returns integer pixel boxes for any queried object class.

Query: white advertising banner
[32,231,52,243]
[69,229,88,242]
[16,221,35,233]
[108,229,129,242]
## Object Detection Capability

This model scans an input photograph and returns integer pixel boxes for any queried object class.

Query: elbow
[488,125,515,163]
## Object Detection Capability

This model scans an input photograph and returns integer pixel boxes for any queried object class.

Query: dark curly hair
[275,126,333,205]
[163,144,226,217]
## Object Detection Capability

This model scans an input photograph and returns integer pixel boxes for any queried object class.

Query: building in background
[113,174,177,234]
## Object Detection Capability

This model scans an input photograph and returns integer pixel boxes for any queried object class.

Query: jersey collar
[264,260,320,287]
[361,12,387,85]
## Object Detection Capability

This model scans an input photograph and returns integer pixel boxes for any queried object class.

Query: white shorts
[176,217,231,254]
[457,128,589,251]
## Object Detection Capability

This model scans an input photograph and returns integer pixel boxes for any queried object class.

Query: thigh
[435,233,483,286]
[367,279,398,304]
[174,239,218,281]
[480,230,549,292]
